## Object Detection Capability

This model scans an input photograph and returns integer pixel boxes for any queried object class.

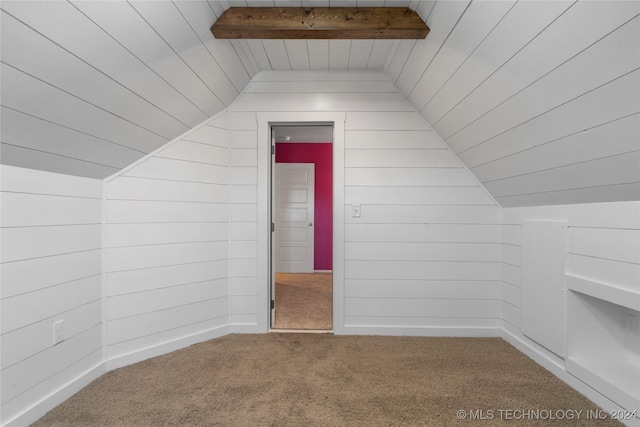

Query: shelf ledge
[566,274,640,311]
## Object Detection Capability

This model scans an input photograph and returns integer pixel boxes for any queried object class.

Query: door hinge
[271,145,275,155]
[270,300,275,310]
[271,222,275,232]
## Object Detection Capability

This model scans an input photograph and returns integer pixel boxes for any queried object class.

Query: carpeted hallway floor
[273,273,332,330]
[32,334,620,426]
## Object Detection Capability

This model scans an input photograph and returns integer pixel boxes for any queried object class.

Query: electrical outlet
[53,320,65,345]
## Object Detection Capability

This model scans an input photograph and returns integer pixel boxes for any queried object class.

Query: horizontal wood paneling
[345,130,444,149]
[499,201,640,356]
[569,227,640,265]
[345,168,478,187]
[107,177,228,203]
[346,260,498,281]
[1,9,189,140]
[420,0,573,124]
[0,0,247,179]
[346,242,498,262]
[104,113,230,359]
[1,192,101,228]
[123,157,228,184]
[230,70,500,331]
[0,250,101,299]
[344,317,499,329]
[345,149,457,167]
[346,111,430,130]
[0,144,120,179]
[1,106,141,170]
[1,225,101,263]
[404,0,639,207]
[107,316,228,361]
[485,151,640,198]
[107,222,227,248]
[1,61,167,155]
[1,275,101,334]
[0,166,102,424]
[345,298,498,318]
[344,205,499,224]
[345,280,499,299]
[1,327,102,405]
[107,260,228,297]
[107,200,228,224]
[495,183,640,208]
[1,300,101,370]
[345,186,493,205]
[245,80,399,93]
[407,1,516,106]
[106,299,227,348]
[460,72,640,171]
[232,92,412,112]
[346,224,499,243]
[3,0,636,210]
[434,1,639,140]
[156,141,229,165]
[567,255,640,292]
[107,279,227,320]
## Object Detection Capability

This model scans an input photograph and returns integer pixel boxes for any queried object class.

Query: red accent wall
[276,143,332,271]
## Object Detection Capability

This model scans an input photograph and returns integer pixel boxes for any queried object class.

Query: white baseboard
[230,323,265,334]
[5,363,105,427]
[314,270,332,273]
[500,329,639,427]
[341,325,500,337]
[106,324,231,371]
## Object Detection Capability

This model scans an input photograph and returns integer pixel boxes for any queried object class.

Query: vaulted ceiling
[1,0,638,207]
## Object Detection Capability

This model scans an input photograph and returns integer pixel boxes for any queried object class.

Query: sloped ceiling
[1,0,638,207]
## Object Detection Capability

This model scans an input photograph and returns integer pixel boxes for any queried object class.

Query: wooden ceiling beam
[211,7,429,40]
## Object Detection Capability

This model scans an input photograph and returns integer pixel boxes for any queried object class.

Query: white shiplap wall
[393,0,640,207]
[229,70,501,334]
[104,113,230,368]
[0,166,104,426]
[0,0,247,179]
[500,201,640,416]
[228,110,260,329]
[501,201,640,347]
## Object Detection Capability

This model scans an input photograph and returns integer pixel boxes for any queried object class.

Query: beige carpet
[32,334,620,426]
[273,273,332,330]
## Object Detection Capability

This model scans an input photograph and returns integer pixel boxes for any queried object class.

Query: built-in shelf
[566,274,640,311]
[566,277,640,419]
[566,358,640,417]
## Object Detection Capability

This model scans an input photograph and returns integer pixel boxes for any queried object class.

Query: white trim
[106,325,230,371]
[4,363,105,427]
[101,179,108,364]
[314,270,333,273]
[257,112,346,335]
[500,329,637,426]
[343,326,501,337]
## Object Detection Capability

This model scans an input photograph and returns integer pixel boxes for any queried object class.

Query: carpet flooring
[273,273,332,330]
[32,334,620,426]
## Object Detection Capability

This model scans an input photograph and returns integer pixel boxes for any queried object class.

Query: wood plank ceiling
[1,0,638,207]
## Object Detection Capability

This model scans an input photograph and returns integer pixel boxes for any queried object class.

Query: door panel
[274,163,315,273]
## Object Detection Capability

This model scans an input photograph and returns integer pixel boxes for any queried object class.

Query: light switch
[352,204,361,218]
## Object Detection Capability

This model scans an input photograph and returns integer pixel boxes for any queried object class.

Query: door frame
[257,112,346,334]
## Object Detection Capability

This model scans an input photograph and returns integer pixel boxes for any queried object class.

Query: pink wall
[276,143,332,271]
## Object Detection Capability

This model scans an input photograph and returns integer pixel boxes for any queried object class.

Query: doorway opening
[270,124,333,331]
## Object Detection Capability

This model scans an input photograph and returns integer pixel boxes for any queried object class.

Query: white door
[274,163,315,273]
